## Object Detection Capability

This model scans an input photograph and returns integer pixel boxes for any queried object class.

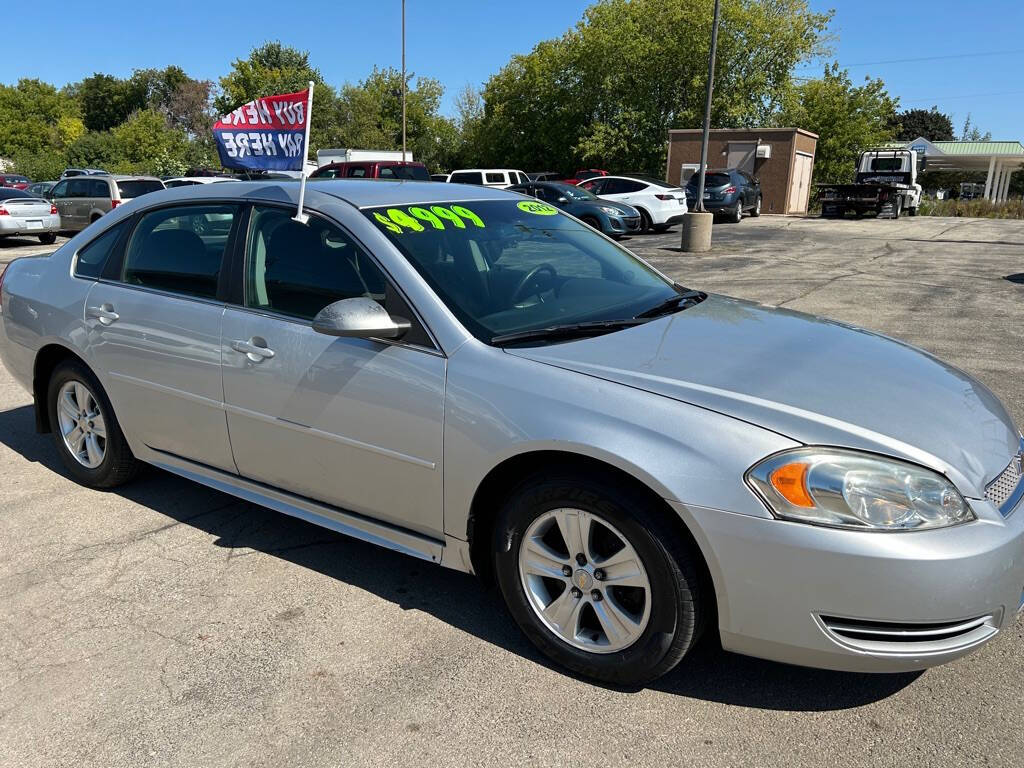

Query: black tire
[47,359,140,488]
[39,233,57,245]
[730,200,743,223]
[652,223,670,233]
[891,196,902,220]
[580,215,602,232]
[637,209,652,234]
[750,195,762,217]
[908,206,918,217]
[493,471,705,685]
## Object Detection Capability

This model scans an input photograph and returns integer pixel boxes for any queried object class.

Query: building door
[726,142,757,174]
[789,152,813,214]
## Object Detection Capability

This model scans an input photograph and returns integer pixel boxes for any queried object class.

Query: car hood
[506,295,1020,497]
[583,199,636,216]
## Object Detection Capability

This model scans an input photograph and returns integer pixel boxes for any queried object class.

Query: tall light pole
[401,0,407,161]
[694,0,720,214]
[681,0,720,252]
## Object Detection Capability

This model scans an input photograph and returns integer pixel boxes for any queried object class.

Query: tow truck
[817,148,923,219]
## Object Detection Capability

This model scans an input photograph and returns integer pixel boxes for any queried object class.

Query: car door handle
[230,338,275,362]
[86,305,119,325]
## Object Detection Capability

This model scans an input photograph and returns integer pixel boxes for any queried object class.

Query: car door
[220,204,445,538]
[67,178,94,230]
[50,180,72,228]
[82,203,241,473]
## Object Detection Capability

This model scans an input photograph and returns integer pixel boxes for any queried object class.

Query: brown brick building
[665,128,818,214]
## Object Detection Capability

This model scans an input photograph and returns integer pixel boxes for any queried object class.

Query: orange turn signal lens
[769,462,815,508]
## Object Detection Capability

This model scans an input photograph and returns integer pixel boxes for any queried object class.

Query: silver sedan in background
[0,181,1020,685]
[0,188,60,244]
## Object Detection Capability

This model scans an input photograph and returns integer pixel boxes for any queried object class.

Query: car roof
[110,174,163,181]
[449,169,525,174]
[121,179,525,210]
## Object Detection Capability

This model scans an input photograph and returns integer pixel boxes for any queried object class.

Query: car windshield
[364,199,681,343]
[117,180,163,198]
[556,184,598,201]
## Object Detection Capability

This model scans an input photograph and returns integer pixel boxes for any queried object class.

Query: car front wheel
[47,359,140,488]
[493,472,705,685]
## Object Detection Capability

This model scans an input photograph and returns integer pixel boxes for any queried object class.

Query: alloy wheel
[517,507,652,653]
[56,380,107,469]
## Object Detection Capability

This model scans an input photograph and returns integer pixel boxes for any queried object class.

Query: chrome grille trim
[818,613,998,655]
[985,441,1023,516]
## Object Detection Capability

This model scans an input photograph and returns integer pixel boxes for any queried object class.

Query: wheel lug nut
[571,587,583,599]
[593,569,605,581]
[591,589,602,602]
[575,553,587,566]
[561,565,572,577]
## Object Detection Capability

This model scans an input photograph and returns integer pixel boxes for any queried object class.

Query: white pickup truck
[818,148,923,219]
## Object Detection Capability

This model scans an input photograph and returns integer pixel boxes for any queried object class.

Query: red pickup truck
[311,161,430,181]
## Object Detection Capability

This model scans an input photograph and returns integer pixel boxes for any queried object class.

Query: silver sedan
[0,181,1021,685]
[0,188,60,244]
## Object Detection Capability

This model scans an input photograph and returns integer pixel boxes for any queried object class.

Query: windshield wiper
[491,319,645,346]
[633,289,705,319]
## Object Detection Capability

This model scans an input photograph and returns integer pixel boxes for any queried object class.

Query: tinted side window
[485,172,505,183]
[378,166,396,178]
[245,206,388,321]
[347,166,368,178]
[580,179,604,194]
[51,181,69,198]
[450,172,483,185]
[67,179,91,197]
[89,179,111,198]
[122,205,239,299]
[75,221,128,279]
[616,180,646,193]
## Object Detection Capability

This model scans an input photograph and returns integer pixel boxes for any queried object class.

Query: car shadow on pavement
[0,404,920,711]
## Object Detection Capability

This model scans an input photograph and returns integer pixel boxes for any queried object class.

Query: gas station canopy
[896,137,1024,202]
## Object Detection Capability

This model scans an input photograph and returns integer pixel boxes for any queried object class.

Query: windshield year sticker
[374,205,486,234]
[517,200,558,215]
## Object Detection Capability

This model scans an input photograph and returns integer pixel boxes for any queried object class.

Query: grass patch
[919,199,1024,219]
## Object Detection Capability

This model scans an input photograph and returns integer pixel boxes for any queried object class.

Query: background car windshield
[364,200,678,342]
[117,180,163,198]
[559,184,597,200]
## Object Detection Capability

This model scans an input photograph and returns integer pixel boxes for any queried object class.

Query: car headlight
[600,206,622,216]
[746,448,974,530]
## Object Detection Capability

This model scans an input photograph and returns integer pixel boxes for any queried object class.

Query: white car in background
[448,169,530,188]
[578,175,688,233]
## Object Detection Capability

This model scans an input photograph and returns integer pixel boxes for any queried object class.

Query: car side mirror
[312,297,410,340]
[557,196,568,204]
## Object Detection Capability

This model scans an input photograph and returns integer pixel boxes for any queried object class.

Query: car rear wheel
[38,233,57,245]
[493,471,705,685]
[751,195,762,217]
[731,200,743,223]
[47,359,140,488]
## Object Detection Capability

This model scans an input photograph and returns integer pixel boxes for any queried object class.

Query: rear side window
[378,166,396,179]
[245,205,388,320]
[485,172,505,183]
[89,179,111,198]
[122,205,239,299]
[450,172,483,185]
[347,166,368,178]
[67,179,91,197]
[117,180,163,199]
[75,220,128,279]
[391,165,430,181]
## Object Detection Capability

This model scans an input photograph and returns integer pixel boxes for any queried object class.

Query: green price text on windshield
[373,205,486,234]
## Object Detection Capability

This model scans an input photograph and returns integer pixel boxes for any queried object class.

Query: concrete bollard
[681,211,713,252]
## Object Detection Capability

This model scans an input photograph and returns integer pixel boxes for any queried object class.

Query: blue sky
[10,0,1024,139]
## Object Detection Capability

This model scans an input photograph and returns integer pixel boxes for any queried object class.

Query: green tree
[959,113,992,142]
[0,79,78,158]
[77,73,148,132]
[333,67,457,171]
[110,109,190,175]
[890,106,954,142]
[780,63,899,184]
[477,0,831,173]
[217,41,337,160]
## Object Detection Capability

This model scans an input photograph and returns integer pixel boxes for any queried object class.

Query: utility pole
[681,0,720,252]
[401,0,407,161]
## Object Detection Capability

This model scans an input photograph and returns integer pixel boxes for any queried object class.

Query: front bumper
[0,214,60,236]
[605,214,641,235]
[672,494,1024,673]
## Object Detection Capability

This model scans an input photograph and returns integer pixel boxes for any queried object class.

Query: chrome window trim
[90,278,230,310]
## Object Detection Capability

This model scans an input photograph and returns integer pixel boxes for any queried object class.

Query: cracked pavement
[1,215,1022,767]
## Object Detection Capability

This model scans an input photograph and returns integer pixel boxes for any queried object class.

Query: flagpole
[293,80,315,224]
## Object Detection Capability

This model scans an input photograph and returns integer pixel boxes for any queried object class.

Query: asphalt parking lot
[1,215,1022,768]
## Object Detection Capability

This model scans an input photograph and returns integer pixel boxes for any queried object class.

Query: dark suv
[311,161,430,181]
[685,168,762,222]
